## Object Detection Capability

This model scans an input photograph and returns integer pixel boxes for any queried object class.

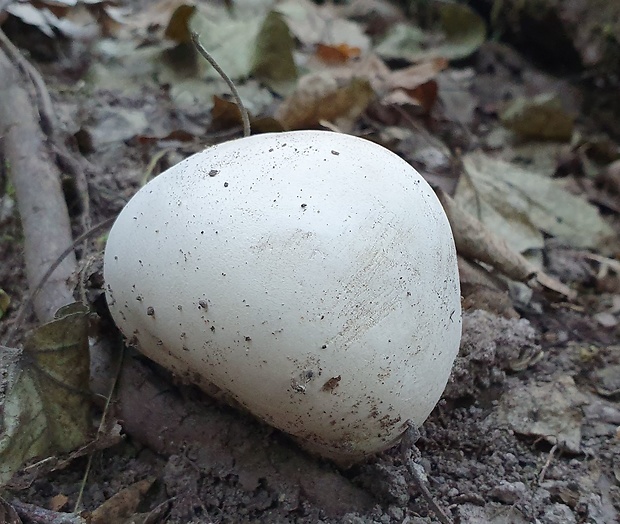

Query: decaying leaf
[436,2,487,61]
[251,10,298,95]
[86,40,168,93]
[437,189,576,299]
[380,58,446,112]
[494,375,588,453]
[163,3,195,44]
[189,5,263,81]
[275,51,448,129]
[0,303,91,487]
[501,93,574,141]
[89,477,156,524]
[590,364,620,398]
[278,0,370,50]
[275,73,374,130]
[455,152,615,253]
[315,43,361,64]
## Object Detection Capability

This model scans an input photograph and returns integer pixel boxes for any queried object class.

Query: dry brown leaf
[48,494,68,512]
[377,58,446,113]
[315,43,361,64]
[275,73,374,130]
[384,58,448,91]
[163,3,195,43]
[380,81,438,114]
[89,478,156,524]
[459,256,519,318]
[210,95,246,132]
[437,189,576,299]
[209,95,284,134]
[296,53,445,118]
[458,255,505,290]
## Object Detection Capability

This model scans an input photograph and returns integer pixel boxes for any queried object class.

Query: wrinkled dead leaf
[278,0,370,50]
[210,95,246,132]
[89,477,156,524]
[437,189,576,299]
[275,73,374,130]
[251,10,297,95]
[0,303,91,487]
[8,421,124,490]
[494,375,588,453]
[501,93,574,141]
[275,52,446,128]
[379,58,446,112]
[455,152,615,252]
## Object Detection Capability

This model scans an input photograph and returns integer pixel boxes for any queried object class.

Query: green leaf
[436,2,487,60]
[376,3,486,62]
[189,7,263,81]
[500,93,574,141]
[375,23,426,61]
[251,11,298,96]
[0,303,91,487]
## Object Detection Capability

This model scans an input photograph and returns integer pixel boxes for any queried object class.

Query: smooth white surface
[104,130,461,462]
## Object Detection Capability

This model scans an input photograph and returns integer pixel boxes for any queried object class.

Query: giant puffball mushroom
[103,130,462,464]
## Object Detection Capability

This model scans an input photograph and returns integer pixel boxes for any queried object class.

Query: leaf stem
[190,31,251,138]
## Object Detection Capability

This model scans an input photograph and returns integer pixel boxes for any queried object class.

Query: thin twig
[190,31,251,138]
[537,443,558,485]
[74,341,124,512]
[3,217,116,347]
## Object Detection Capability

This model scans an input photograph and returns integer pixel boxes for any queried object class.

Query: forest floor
[1,1,619,523]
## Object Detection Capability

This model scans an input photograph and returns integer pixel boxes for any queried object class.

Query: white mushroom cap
[104,130,461,463]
